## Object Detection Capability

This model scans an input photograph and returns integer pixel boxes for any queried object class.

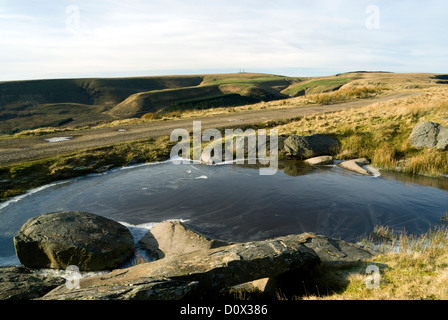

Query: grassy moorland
[0,71,391,134]
[1,72,447,199]
[144,73,448,178]
[0,75,204,133]
[0,73,290,133]
[1,72,448,300]
[282,76,355,96]
[275,87,448,177]
[271,73,448,300]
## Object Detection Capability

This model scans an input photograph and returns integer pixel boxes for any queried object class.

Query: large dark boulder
[14,211,135,271]
[283,134,340,159]
[409,121,448,150]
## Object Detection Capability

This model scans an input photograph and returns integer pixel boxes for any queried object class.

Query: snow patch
[44,137,73,143]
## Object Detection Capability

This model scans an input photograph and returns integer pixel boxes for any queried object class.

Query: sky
[0,0,447,81]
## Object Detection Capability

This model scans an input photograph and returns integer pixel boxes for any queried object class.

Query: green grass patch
[308,87,387,105]
[283,77,354,96]
[163,93,262,112]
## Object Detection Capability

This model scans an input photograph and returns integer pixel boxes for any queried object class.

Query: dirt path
[0,92,418,166]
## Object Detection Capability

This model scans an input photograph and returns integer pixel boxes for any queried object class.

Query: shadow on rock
[280,159,332,177]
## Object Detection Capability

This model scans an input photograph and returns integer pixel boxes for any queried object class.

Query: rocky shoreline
[1,212,377,300]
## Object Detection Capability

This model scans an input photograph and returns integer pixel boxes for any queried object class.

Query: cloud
[0,0,447,80]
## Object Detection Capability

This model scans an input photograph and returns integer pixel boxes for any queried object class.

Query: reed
[303,225,448,300]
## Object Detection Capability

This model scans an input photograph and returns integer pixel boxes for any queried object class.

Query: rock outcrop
[225,232,376,296]
[338,158,372,175]
[40,276,198,300]
[0,266,64,300]
[41,234,320,300]
[139,220,231,259]
[298,233,376,264]
[409,121,448,150]
[14,211,135,271]
[283,134,340,159]
[6,214,377,300]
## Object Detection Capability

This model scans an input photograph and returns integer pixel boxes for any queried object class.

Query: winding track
[0,92,418,166]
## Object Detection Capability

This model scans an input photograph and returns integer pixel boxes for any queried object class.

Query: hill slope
[0,71,441,134]
[107,73,291,118]
[0,75,204,133]
[0,73,291,133]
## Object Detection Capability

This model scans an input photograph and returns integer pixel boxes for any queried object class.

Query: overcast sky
[0,0,447,81]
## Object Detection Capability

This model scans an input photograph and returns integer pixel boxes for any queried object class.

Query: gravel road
[0,92,418,166]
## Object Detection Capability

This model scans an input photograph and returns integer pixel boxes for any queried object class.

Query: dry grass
[275,88,448,176]
[303,226,448,300]
[135,73,442,122]
[132,87,388,123]
[306,87,387,105]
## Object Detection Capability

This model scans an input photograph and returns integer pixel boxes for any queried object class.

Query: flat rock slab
[304,155,334,166]
[41,277,198,300]
[297,233,376,264]
[139,220,231,259]
[14,212,136,271]
[0,266,64,300]
[338,158,372,175]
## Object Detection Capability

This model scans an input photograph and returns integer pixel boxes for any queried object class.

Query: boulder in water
[14,211,136,271]
[283,134,340,159]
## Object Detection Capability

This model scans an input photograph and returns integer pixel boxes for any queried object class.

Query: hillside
[107,73,291,118]
[0,73,292,134]
[0,75,204,133]
[0,71,442,134]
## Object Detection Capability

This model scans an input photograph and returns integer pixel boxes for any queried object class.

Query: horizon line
[1,69,444,83]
